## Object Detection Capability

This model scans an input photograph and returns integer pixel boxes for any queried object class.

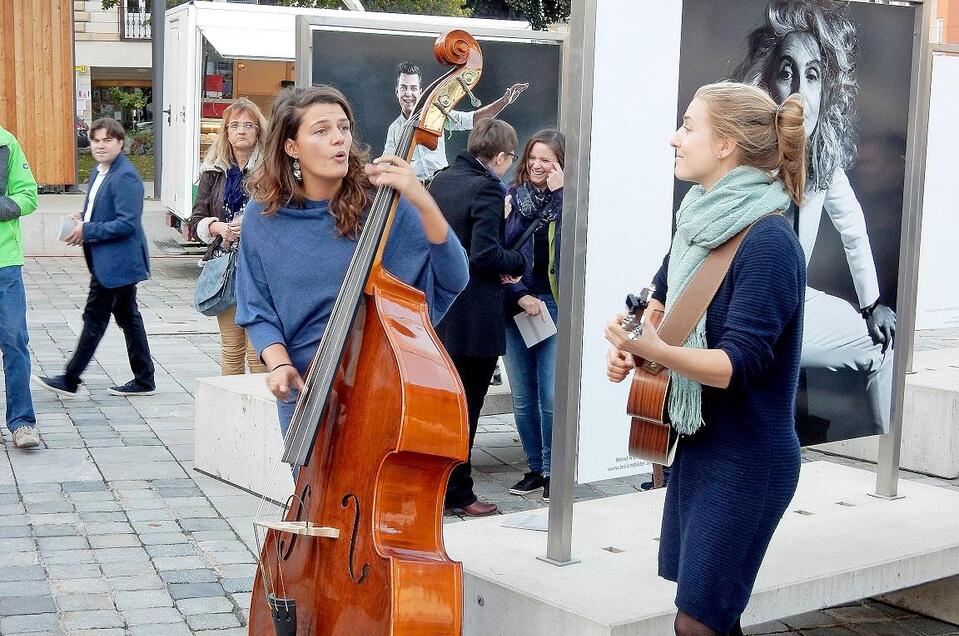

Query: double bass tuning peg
[457,76,482,108]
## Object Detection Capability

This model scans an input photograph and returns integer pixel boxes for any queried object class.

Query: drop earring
[292,158,302,182]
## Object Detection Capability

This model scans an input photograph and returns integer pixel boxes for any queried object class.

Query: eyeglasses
[228,122,258,131]
[506,152,517,160]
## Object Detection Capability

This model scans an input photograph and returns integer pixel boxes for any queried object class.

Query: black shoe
[490,370,502,386]
[543,477,550,502]
[32,375,79,397]
[108,380,156,396]
[509,471,545,495]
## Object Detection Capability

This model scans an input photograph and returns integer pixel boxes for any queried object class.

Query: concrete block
[814,348,959,479]
[194,374,294,503]
[880,574,959,626]
[444,462,959,635]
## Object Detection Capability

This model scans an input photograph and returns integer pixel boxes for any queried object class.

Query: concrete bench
[193,369,514,503]
[444,461,959,635]
[194,374,294,503]
[816,347,959,479]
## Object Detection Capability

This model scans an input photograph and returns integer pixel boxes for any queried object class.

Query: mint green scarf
[666,166,790,435]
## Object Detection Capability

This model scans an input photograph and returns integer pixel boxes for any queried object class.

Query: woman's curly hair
[248,85,370,237]
[734,0,858,192]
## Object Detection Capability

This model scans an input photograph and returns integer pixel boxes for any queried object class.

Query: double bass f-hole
[278,486,311,560]
[341,494,370,584]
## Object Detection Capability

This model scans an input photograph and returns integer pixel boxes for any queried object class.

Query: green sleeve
[0,141,38,219]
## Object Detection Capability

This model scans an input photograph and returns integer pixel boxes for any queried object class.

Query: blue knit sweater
[652,214,805,632]
[235,197,469,375]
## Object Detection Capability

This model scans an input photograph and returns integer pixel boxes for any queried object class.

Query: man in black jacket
[430,120,526,516]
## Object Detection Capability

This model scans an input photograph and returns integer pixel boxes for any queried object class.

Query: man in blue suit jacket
[34,118,155,397]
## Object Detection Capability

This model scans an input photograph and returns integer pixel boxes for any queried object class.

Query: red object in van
[204,74,224,93]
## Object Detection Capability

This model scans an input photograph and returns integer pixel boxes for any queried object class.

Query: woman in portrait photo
[735,0,895,436]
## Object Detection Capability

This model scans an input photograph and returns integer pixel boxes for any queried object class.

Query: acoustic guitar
[621,288,678,466]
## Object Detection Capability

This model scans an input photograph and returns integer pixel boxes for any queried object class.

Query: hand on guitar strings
[605,313,666,364]
[606,346,635,383]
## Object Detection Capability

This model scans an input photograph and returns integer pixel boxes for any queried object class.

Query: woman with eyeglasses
[188,97,269,375]
[502,129,565,503]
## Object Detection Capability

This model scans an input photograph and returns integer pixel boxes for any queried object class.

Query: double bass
[248,31,484,636]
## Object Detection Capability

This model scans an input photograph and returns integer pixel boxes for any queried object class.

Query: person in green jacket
[0,125,40,448]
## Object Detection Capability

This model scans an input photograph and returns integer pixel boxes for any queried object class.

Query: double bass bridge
[253,519,340,539]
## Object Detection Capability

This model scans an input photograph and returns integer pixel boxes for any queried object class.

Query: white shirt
[790,167,881,309]
[83,165,110,222]
[383,110,474,181]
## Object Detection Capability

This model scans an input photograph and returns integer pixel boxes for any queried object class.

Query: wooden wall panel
[0,0,76,185]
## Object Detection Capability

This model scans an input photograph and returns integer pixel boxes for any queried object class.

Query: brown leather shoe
[456,500,498,517]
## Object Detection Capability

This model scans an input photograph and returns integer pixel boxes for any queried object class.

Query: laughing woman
[605,83,807,636]
[234,86,469,436]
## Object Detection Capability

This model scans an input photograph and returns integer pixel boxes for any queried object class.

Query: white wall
[916,52,959,330]
[75,41,152,69]
[575,1,682,484]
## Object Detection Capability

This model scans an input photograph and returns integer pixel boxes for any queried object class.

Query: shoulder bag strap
[657,212,782,348]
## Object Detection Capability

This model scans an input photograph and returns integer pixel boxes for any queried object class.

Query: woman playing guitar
[605,83,807,636]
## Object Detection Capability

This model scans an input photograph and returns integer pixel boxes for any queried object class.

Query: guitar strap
[655,212,783,353]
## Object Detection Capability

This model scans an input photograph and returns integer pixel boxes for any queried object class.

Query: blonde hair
[694,82,807,204]
[202,97,268,172]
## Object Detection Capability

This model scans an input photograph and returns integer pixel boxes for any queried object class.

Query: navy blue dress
[652,215,805,632]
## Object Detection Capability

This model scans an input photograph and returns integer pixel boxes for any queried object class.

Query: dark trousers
[445,354,498,509]
[65,277,155,386]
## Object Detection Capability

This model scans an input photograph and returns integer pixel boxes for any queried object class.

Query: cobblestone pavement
[0,256,957,635]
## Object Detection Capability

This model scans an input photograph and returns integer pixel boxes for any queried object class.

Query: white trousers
[800,288,893,434]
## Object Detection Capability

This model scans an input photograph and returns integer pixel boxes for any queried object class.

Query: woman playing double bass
[236,85,469,430]
[605,83,807,636]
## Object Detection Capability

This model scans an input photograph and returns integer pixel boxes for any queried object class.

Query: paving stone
[127,509,177,522]
[0,537,36,552]
[46,564,101,580]
[32,524,79,537]
[2,550,40,566]
[113,590,174,610]
[108,574,166,591]
[88,533,141,549]
[0,514,29,527]
[167,582,225,600]
[206,551,256,566]
[94,547,151,563]
[0,581,51,599]
[122,606,185,625]
[159,568,218,584]
[146,543,196,558]
[220,577,252,594]
[179,518,231,532]
[190,530,238,543]
[68,630,125,636]
[186,612,242,630]
[0,595,57,616]
[0,526,32,538]
[24,501,74,514]
[127,621,193,635]
[74,499,123,521]
[62,481,108,492]
[42,548,96,565]
[61,609,124,630]
[36,536,89,552]
[132,520,180,534]
[0,566,46,582]
[231,591,251,610]
[52,577,110,595]
[175,595,235,615]
[84,521,135,535]
[56,593,115,611]
[69,491,115,502]
[153,555,208,571]
[0,613,59,633]
[78,511,128,523]
[99,561,157,578]
[195,629,248,636]
[139,532,189,546]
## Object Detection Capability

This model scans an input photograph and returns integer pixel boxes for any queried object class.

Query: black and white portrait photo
[676,0,916,443]
[307,27,561,184]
